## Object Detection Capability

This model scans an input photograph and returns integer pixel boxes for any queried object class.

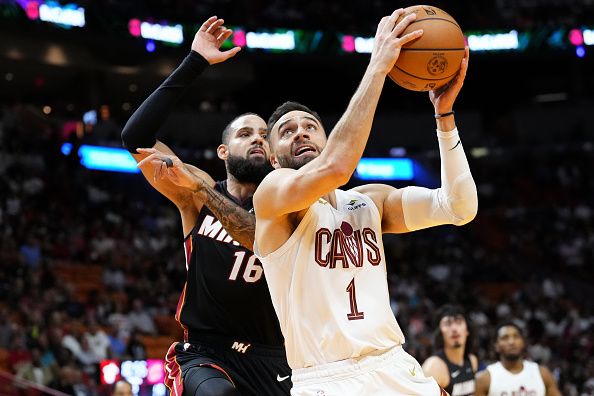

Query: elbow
[121,124,132,149]
[451,189,478,226]
[447,173,478,226]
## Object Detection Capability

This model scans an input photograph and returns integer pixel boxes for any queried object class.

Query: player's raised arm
[122,16,239,153]
[136,147,256,249]
[255,9,423,218]
[121,17,241,232]
[356,47,477,234]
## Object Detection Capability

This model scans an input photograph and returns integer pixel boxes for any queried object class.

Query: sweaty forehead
[498,325,520,338]
[274,110,318,130]
[231,114,266,131]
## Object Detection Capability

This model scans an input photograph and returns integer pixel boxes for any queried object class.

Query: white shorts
[290,346,442,396]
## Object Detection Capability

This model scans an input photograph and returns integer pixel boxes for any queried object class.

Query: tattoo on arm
[195,183,255,250]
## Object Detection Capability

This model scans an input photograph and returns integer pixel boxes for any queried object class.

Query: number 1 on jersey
[346,278,365,320]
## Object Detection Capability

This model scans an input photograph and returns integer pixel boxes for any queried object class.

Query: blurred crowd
[0,100,593,395]
[90,0,594,31]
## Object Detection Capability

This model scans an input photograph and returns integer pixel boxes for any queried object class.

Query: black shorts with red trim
[164,335,292,396]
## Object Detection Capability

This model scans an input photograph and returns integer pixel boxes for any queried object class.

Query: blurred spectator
[15,347,54,386]
[84,320,111,361]
[126,332,146,361]
[7,334,32,373]
[127,299,156,336]
[112,379,133,396]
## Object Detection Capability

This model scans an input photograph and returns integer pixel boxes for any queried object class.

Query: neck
[226,174,258,202]
[444,346,465,366]
[501,357,524,373]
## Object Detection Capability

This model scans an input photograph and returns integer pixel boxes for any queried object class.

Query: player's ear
[217,144,228,160]
[269,153,281,169]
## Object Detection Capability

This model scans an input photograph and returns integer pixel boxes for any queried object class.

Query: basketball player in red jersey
[253,9,477,395]
[122,17,290,396]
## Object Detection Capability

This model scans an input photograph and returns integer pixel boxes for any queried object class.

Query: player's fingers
[381,9,404,33]
[450,47,469,88]
[461,46,470,71]
[211,26,225,40]
[157,160,167,181]
[205,18,225,34]
[217,29,233,44]
[152,161,162,182]
[376,15,390,34]
[136,153,161,168]
[136,147,157,154]
[391,12,416,37]
[221,46,241,60]
[396,29,423,46]
[199,16,217,32]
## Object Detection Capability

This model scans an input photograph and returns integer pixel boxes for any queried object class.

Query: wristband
[434,111,455,119]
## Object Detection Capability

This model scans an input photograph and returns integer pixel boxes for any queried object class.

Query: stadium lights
[128,19,184,45]
[61,143,140,174]
[23,0,85,27]
[584,29,594,45]
[245,31,296,50]
[466,30,519,51]
[355,158,414,181]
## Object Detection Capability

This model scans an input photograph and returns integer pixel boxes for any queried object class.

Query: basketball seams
[401,48,466,52]
[391,6,464,91]
[405,17,461,30]
[393,65,460,81]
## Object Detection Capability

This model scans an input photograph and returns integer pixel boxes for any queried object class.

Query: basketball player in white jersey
[475,322,561,396]
[252,8,478,396]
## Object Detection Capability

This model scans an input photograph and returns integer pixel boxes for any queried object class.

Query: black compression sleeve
[121,51,209,153]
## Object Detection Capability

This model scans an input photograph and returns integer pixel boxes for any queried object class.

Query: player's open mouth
[249,148,265,156]
[294,145,316,157]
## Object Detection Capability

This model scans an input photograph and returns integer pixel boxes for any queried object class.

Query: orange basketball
[389,5,465,92]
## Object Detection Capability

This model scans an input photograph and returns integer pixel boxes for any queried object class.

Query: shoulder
[422,356,450,387]
[538,364,554,381]
[469,353,479,372]
[422,355,448,372]
[475,369,492,394]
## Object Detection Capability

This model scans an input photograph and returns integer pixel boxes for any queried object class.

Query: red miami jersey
[255,189,405,369]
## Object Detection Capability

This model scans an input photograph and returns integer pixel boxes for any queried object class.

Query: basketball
[389,5,465,92]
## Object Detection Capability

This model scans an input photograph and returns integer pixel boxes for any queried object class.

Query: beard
[451,341,463,349]
[502,352,522,362]
[227,154,273,184]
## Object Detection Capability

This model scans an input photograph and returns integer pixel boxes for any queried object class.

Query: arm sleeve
[401,127,478,231]
[121,51,209,153]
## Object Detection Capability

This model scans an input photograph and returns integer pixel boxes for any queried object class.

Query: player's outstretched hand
[192,16,241,65]
[429,47,469,114]
[136,148,205,190]
[370,9,423,75]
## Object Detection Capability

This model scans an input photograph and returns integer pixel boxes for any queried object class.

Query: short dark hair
[221,112,260,144]
[435,304,466,326]
[266,101,322,136]
[495,320,525,340]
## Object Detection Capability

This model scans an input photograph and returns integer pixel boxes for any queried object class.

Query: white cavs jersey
[486,361,546,396]
[256,189,405,369]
